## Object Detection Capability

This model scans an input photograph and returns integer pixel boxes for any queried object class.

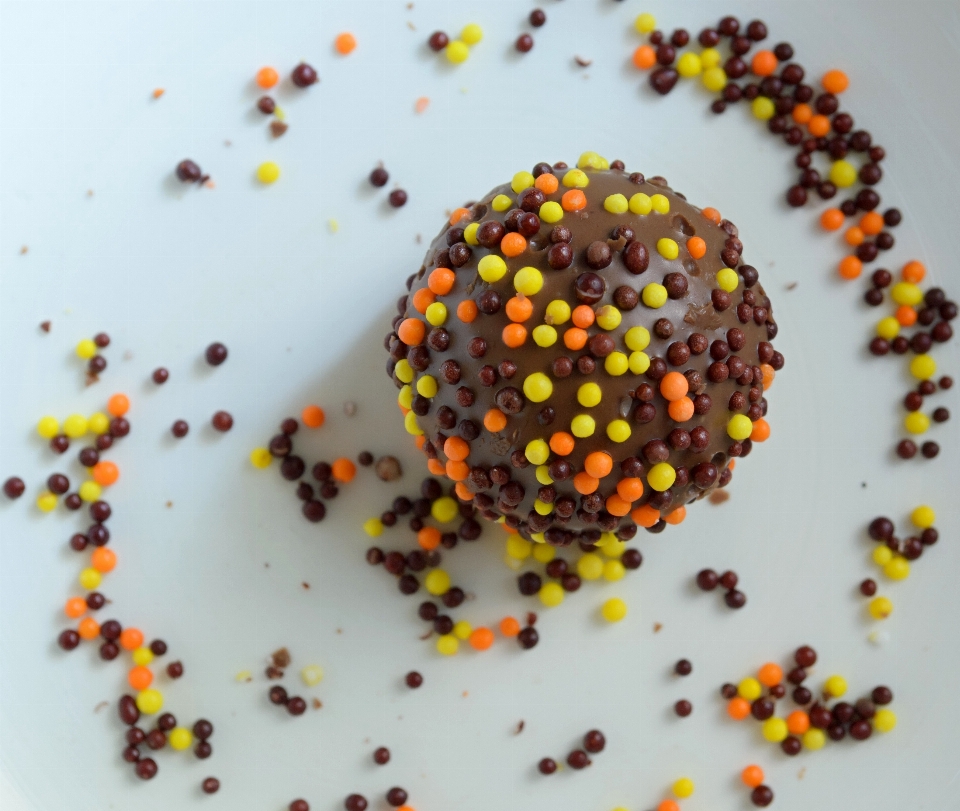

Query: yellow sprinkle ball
[657,238,679,260]
[904,412,930,434]
[752,97,775,120]
[578,382,603,407]
[883,556,910,581]
[891,282,923,306]
[727,415,753,441]
[132,647,154,666]
[535,465,554,486]
[478,255,507,282]
[762,717,788,742]
[603,193,629,214]
[76,339,97,359]
[545,299,571,324]
[250,447,272,468]
[802,728,826,750]
[606,420,632,443]
[539,582,565,607]
[869,595,893,619]
[873,709,897,732]
[532,325,558,347]
[363,518,384,537]
[36,492,57,512]
[539,201,564,223]
[635,13,656,33]
[506,535,533,560]
[830,160,857,188]
[256,162,280,184]
[716,268,740,292]
[876,317,900,340]
[525,439,549,466]
[702,66,727,91]
[79,567,102,590]
[37,416,60,439]
[514,267,544,296]
[562,169,589,188]
[62,414,89,439]
[523,373,553,403]
[628,351,651,374]
[533,543,556,563]
[577,151,609,170]
[911,505,936,528]
[624,326,650,351]
[533,499,553,516]
[431,496,458,523]
[424,569,451,596]
[460,23,483,45]
[394,359,414,383]
[738,677,762,701]
[453,620,472,640]
[437,634,459,655]
[647,462,676,492]
[416,375,438,398]
[425,302,447,326]
[676,52,702,78]
[136,689,164,715]
[642,283,668,308]
[601,597,628,622]
[909,354,936,380]
[88,412,110,434]
[672,778,695,799]
[650,194,670,214]
[596,305,622,331]
[511,171,535,193]
[398,385,413,409]
[78,481,102,502]
[872,545,893,566]
[404,411,423,436]
[169,728,193,751]
[445,40,469,63]
[492,193,512,211]
[578,553,604,580]
[824,675,847,697]
[629,193,652,215]
[604,352,629,376]
[571,415,595,437]
[603,559,626,581]
[464,222,479,245]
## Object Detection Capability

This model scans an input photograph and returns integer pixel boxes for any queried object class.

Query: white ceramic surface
[1,2,959,809]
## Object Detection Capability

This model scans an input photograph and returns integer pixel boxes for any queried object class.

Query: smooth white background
[1,1,958,809]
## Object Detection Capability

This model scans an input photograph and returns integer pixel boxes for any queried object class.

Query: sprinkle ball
[386,157,782,544]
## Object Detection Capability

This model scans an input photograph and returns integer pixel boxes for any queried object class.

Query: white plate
[1,2,958,809]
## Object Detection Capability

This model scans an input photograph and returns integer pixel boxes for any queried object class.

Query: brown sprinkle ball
[427,31,449,51]
[373,746,390,765]
[211,411,233,432]
[171,420,189,438]
[291,63,318,87]
[674,699,693,717]
[386,787,408,807]
[583,729,606,753]
[205,342,228,366]
[530,8,546,26]
[675,658,693,676]
[345,795,368,811]
[388,189,408,208]
[176,160,202,182]
[405,670,423,688]
[3,477,25,499]
[516,34,534,53]
[566,750,591,769]
[201,777,220,794]
[290,801,310,811]
[538,757,557,775]
[370,166,389,187]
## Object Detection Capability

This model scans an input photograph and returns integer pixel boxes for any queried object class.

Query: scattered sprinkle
[414,96,430,114]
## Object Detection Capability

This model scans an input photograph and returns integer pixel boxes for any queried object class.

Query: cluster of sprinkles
[253,61,318,141]
[369,163,409,209]
[630,10,955,458]
[74,331,111,384]
[537,728,606,774]
[515,8,547,54]
[426,22,483,64]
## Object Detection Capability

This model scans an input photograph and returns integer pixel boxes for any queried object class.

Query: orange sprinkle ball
[446,460,469,481]
[506,296,533,322]
[428,267,456,295]
[792,103,813,124]
[838,255,863,280]
[78,617,100,640]
[449,207,470,226]
[844,226,864,246]
[454,482,473,502]
[859,211,884,235]
[633,44,656,70]
[896,305,918,327]
[760,364,776,390]
[427,458,445,475]
[65,597,87,618]
[256,66,279,89]
[91,547,117,573]
[499,616,521,637]
[120,628,144,650]
[659,372,689,402]
[332,458,357,483]
[668,397,695,422]
[807,114,831,137]
[571,305,595,328]
[573,472,599,495]
[397,318,426,346]
[501,232,527,257]
[128,665,153,691]
[502,323,528,348]
[686,236,706,259]
[583,451,613,478]
[727,697,751,720]
[786,710,810,735]
[902,260,926,283]
[534,173,559,194]
[822,69,849,94]
[820,208,845,231]
[107,393,130,417]
[335,32,357,55]
[616,477,644,502]
[757,662,783,687]
[91,461,119,486]
[418,526,441,550]
[412,287,436,313]
[151,88,165,99]
[605,494,631,516]
[664,505,686,525]
[741,765,765,788]
[750,418,771,443]
[444,436,470,461]
[657,801,680,811]
[483,409,508,432]
[631,504,660,528]
[750,50,778,77]
[469,627,495,651]
[561,189,586,212]
[457,300,478,323]
[302,405,325,428]
[414,436,426,450]
[701,207,721,224]
[563,327,588,351]
[549,432,575,456]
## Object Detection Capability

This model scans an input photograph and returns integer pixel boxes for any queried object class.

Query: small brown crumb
[86,189,94,197]
[224,140,232,147]
[301,582,310,590]
[165,501,173,508]
[94,701,109,713]
[336,628,343,634]
[653,622,663,633]
[265,666,284,680]
[19,246,28,255]
[526,612,537,627]
[798,767,806,779]
[415,97,430,114]
[375,456,403,481]
[123,350,133,360]
[271,648,291,669]
[344,401,358,417]
[574,56,593,67]
[415,234,422,244]
[407,20,416,30]
[462,691,469,698]
[39,321,51,333]
[312,698,323,709]
[709,490,730,505]
[418,630,432,640]
[786,281,798,290]
[203,179,216,189]
[406,1,413,8]
[514,720,525,735]
[152,88,165,99]
[85,372,100,387]
[270,120,288,138]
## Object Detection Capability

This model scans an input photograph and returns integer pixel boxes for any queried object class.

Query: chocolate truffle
[385,154,780,544]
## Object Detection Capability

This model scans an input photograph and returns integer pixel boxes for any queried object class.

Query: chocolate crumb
[375,456,403,481]
[798,768,806,779]
[415,234,422,244]
[344,401,358,417]
[786,282,798,290]
[302,582,310,590]
[85,372,99,387]
[165,501,173,508]
[94,701,109,713]
[709,490,731,504]
[40,321,51,332]
[271,648,292,669]
[574,56,593,67]
[20,246,28,254]
[526,612,537,627]
[312,698,323,709]
[265,666,284,680]
[653,622,663,633]
[514,720,525,735]
[407,21,415,30]
[270,120,289,138]
[86,190,93,197]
